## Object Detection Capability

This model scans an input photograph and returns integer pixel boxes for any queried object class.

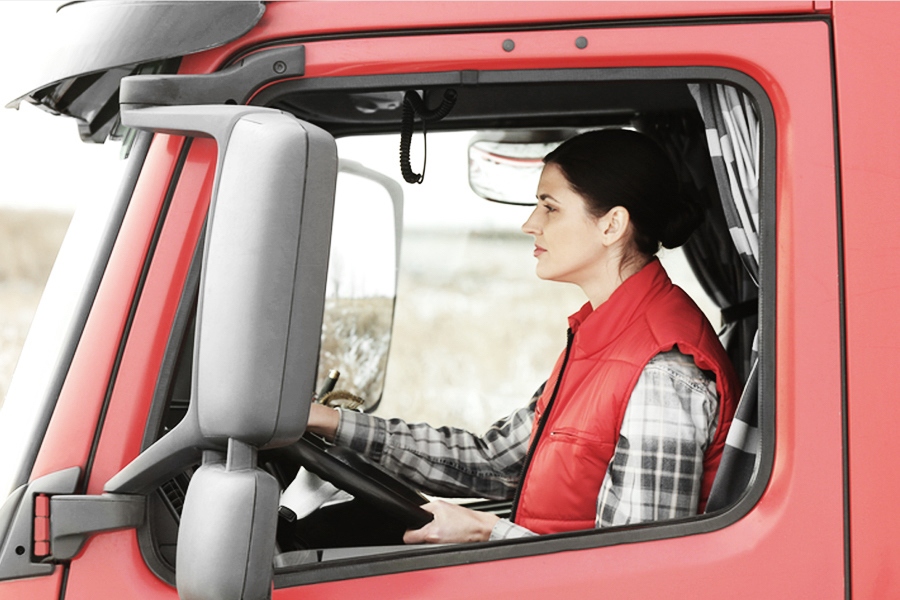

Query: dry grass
[0,209,72,406]
[318,296,394,402]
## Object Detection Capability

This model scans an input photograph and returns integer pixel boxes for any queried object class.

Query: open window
[128,67,773,589]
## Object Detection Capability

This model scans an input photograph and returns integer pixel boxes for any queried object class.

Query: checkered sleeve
[334,390,540,500]
[489,517,538,540]
[596,349,719,527]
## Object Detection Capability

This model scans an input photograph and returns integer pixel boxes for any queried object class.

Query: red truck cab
[1,2,898,598]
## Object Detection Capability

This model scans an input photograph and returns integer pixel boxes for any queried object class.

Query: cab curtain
[689,82,761,513]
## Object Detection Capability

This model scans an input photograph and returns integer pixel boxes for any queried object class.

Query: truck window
[137,72,773,586]
[336,131,722,435]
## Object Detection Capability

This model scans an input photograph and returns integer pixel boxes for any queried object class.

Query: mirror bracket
[47,493,146,561]
[120,45,305,108]
[0,468,80,581]
[226,439,257,472]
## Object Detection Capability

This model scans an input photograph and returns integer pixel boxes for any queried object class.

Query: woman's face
[522,162,611,288]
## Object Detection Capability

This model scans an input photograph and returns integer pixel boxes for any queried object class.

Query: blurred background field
[0,206,581,433]
[379,230,584,432]
[0,208,72,406]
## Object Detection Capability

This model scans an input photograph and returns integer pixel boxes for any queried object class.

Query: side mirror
[318,160,403,409]
[107,104,337,600]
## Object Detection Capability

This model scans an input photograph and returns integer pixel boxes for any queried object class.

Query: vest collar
[567,258,671,357]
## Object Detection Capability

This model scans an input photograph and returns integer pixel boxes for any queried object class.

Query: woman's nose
[522,207,540,235]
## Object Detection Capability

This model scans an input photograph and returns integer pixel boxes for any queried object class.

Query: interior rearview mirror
[467,130,574,205]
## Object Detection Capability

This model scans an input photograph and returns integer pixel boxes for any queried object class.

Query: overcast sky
[0,2,126,212]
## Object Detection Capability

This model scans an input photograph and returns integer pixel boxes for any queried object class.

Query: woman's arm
[304,387,546,543]
[310,383,545,499]
[595,349,719,527]
[332,402,534,500]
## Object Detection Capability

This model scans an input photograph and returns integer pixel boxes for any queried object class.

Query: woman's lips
[533,245,546,257]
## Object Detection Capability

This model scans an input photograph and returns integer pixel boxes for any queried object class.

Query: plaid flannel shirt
[334,349,719,540]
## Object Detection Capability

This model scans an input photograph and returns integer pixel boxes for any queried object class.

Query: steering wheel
[289,433,434,530]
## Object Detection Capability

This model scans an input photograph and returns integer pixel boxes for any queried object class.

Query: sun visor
[5,1,264,143]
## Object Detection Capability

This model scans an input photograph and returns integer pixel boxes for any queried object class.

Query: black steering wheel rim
[292,434,434,529]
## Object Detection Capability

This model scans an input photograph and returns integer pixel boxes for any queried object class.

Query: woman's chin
[534,265,556,282]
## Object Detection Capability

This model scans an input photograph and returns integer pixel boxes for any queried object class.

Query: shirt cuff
[489,519,538,541]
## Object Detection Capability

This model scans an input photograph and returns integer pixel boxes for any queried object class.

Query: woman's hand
[306,402,340,441]
[403,500,500,544]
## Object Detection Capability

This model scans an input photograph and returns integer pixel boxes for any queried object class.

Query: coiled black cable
[399,89,458,184]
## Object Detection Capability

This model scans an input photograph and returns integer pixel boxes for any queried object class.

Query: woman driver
[306,129,738,543]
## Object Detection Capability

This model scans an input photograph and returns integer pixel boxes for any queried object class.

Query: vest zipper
[509,328,575,522]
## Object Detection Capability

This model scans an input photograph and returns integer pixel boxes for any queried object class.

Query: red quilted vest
[513,259,738,534]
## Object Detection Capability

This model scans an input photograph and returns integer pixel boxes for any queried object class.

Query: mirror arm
[104,405,223,495]
[47,493,146,561]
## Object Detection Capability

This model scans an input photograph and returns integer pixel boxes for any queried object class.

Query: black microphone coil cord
[399,89,458,184]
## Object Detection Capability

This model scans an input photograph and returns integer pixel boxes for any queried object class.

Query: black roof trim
[5,1,264,142]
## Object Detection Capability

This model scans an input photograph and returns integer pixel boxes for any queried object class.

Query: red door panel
[834,2,900,598]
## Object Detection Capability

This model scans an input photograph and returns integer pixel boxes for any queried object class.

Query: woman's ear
[599,206,631,246]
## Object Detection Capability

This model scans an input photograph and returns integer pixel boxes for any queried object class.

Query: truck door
[1,5,846,600]
[245,13,841,600]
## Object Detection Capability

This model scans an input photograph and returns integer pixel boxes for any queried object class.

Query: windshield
[0,147,129,499]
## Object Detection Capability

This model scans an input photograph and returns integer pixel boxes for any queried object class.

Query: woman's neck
[582,254,650,309]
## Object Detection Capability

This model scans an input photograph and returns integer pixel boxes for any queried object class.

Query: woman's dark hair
[544,129,703,256]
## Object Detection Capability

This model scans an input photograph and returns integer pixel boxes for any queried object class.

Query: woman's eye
[543,204,557,213]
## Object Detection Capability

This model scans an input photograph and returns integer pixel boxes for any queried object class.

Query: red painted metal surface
[209,1,818,65]
[29,135,185,483]
[62,531,176,600]
[85,139,216,494]
[179,1,820,75]
[833,2,900,598]
[0,568,63,599]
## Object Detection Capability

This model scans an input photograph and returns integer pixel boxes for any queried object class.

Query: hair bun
[658,192,705,249]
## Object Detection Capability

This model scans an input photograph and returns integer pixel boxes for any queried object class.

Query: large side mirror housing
[106,104,337,600]
[107,105,337,494]
[192,109,335,447]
